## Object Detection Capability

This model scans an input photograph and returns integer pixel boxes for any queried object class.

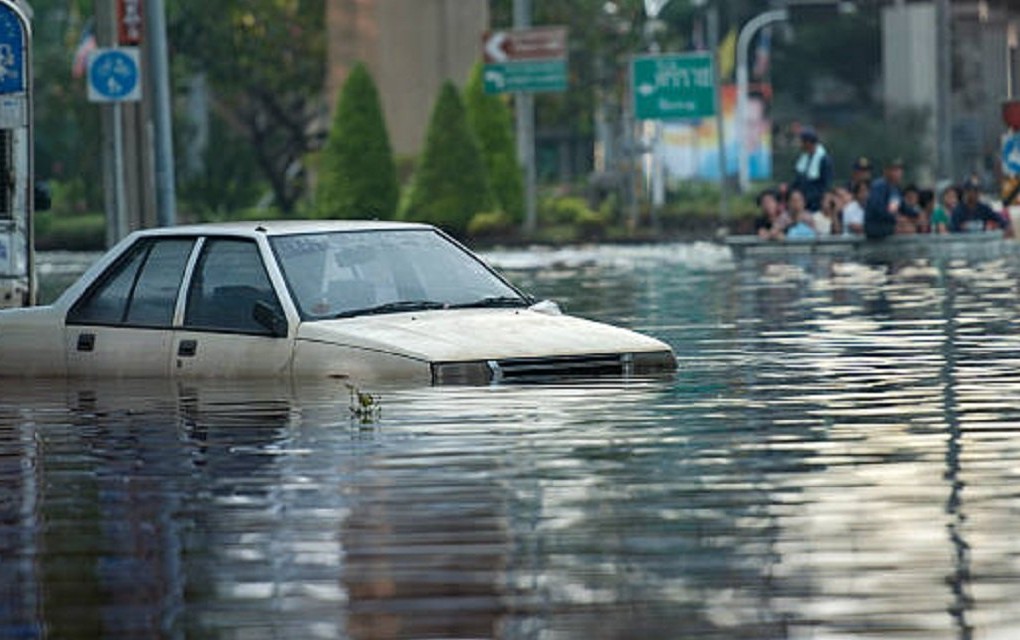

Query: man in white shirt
[840,182,868,236]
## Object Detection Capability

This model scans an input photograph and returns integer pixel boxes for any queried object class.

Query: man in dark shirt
[950,180,1011,234]
[864,158,904,239]
[790,128,833,213]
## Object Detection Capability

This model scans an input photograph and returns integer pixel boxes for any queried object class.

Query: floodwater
[5,242,1020,639]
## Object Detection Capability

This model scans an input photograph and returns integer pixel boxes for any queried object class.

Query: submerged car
[0,221,676,384]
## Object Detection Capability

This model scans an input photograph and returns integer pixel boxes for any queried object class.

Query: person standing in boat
[847,156,873,192]
[950,179,1012,235]
[791,127,833,213]
[864,157,904,239]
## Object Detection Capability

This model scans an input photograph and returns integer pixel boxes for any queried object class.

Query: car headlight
[431,360,498,385]
[630,350,677,375]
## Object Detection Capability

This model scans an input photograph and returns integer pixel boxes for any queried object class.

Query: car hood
[295,308,671,362]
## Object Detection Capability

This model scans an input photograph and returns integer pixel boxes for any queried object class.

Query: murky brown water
[5,243,1020,639]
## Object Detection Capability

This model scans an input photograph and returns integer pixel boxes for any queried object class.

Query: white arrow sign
[484,32,508,63]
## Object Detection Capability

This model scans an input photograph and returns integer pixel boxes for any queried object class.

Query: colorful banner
[658,83,772,183]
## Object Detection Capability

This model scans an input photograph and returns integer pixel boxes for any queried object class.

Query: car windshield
[270,229,527,320]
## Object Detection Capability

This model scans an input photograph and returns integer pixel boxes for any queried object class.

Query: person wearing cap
[864,158,904,239]
[950,179,1011,234]
[847,156,872,192]
[790,127,833,213]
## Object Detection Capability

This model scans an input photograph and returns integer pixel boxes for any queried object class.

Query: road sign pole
[708,6,728,223]
[145,0,176,228]
[513,0,538,235]
[113,101,128,240]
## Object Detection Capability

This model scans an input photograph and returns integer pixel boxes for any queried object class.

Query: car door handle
[178,339,198,357]
[77,333,96,352]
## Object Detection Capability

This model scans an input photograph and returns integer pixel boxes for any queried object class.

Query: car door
[172,237,294,377]
[65,237,195,377]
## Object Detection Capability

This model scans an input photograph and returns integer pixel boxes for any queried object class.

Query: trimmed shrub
[464,62,524,223]
[467,210,517,241]
[34,212,105,251]
[403,82,493,236]
[317,62,398,219]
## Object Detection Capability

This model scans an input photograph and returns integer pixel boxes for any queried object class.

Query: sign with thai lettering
[483,27,568,94]
[631,53,716,120]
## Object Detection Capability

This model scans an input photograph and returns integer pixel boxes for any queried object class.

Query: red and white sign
[118,0,143,45]
[483,27,567,64]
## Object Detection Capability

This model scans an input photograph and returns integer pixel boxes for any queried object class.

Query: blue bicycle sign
[88,48,141,103]
[0,3,26,95]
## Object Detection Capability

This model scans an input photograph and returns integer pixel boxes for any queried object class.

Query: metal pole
[113,102,129,240]
[145,0,176,227]
[935,0,953,182]
[708,6,728,223]
[736,9,788,194]
[514,0,537,235]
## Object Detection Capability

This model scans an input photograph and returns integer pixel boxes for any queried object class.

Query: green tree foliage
[316,63,398,219]
[404,82,492,236]
[168,0,326,213]
[464,62,523,222]
[31,0,104,214]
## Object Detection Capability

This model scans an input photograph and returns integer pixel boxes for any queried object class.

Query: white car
[0,221,676,384]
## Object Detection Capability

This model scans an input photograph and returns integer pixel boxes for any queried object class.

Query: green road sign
[631,53,716,120]
[483,60,567,95]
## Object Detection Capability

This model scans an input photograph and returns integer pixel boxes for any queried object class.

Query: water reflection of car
[0,221,676,384]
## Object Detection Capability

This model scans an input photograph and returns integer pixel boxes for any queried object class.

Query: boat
[724,230,1014,261]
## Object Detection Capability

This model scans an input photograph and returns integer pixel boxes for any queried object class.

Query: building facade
[326,0,489,156]
[882,0,1020,184]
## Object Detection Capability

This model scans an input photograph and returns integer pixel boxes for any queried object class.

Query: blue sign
[1004,133,1020,176]
[0,3,26,95]
[88,48,141,103]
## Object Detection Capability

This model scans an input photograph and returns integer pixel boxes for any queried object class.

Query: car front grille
[493,353,626,381]
[431,350,676,385]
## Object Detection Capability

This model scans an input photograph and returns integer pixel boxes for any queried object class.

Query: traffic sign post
[482,27,567,95]
[87,47,142,103]
[483,60,567,94]
[631,53,716,121]
[0,0,33,308]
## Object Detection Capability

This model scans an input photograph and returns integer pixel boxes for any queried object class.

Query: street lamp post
[735,9,788,194]
[738,2,856,192]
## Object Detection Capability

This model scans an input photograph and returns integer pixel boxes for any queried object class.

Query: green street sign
[483,60,568,94]
[631,53,716,120]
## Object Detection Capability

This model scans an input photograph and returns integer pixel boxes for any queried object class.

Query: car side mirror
[253,301,288,338]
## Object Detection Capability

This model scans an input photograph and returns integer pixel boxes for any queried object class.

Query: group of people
[755,128,1014,241]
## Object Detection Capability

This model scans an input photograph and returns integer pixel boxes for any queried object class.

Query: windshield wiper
[332,300,447,319]
[449,296,530,309]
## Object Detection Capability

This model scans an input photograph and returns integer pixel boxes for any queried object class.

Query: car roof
[129,220,433,239]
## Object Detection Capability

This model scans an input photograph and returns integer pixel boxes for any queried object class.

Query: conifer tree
[464,62,524,223]
[317,62,398,219]
[404,81,493,235]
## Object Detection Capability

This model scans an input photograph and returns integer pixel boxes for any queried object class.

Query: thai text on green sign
[631,53,716,120]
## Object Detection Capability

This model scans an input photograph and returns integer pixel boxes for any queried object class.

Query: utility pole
[707,5,728,223]
[935,0,953,182]
[146,0,176,227]
[514,0,537,235]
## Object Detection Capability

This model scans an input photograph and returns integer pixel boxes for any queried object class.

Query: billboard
[658,83,772,183]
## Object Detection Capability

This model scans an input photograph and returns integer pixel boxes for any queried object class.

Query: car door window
[184,239,283,335]
[68,238,194,327]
